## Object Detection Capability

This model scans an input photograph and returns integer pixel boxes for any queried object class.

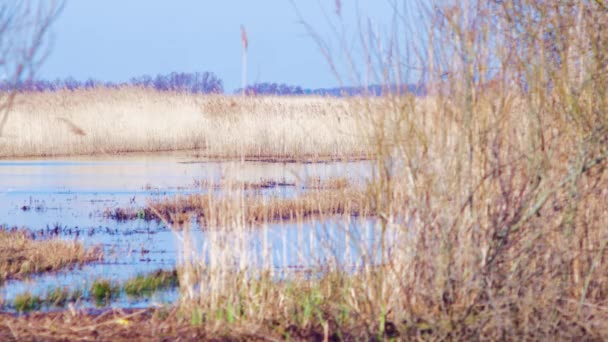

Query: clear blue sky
[39,0,398,92]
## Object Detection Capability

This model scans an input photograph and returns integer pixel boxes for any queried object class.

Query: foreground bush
[169,1,608,339]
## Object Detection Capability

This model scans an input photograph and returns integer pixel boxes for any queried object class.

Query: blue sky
[39,0,397,91]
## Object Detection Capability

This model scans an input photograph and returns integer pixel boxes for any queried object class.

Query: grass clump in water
[146,188,371,227]
[11,288,84,312]
[90,279,120,306]
[45,287,83,308]
[13,293,42,313]
[124,269,178,298]
[0,229,102,285]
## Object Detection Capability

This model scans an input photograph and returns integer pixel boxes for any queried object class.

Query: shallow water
[0,153,375,310]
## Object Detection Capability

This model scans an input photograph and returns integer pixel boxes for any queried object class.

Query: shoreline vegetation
[0,88,372,161]
[0,229,102,286]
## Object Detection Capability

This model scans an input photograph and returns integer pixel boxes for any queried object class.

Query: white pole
[241,25,248,96]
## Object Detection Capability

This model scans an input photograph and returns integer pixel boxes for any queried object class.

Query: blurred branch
[0,0,64,137]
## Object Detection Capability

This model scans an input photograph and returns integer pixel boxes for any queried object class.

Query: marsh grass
[90,279,120,306]
[5,270,179,313]
[45,287,83,308]
[152,188,371,227]
[191,176,351,191]
[0,229,102,285]
[303,176,349,190]
[163,1,608,340]
[0,89,369,160]
[12,288,84,313]
[124,270,179,298]
[192,177,296,190]
[13,293,42,313]
[105,181,369,226]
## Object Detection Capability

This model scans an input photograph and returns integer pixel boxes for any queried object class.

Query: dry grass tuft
[106,187,371,227]
[0,229,102,285]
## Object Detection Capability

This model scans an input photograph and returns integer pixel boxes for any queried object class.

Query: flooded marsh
[0,153,377,311]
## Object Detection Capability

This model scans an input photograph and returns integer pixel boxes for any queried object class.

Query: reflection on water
[0,153,376,310]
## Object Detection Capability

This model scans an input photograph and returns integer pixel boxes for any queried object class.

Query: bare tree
[0,0,64,137]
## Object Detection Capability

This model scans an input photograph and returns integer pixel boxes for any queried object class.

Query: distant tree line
[235,83,425,96]
[0,71,224,94]
[234,82,305,96]
[129,72,223,93]
[0,73,424,97]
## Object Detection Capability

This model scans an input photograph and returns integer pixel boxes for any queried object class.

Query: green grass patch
[123,269,178,298]
[13,292,42,313]
[90,279,120,306]
[12,287,84,312]
[6,270,179,312]
[45,287,83,307]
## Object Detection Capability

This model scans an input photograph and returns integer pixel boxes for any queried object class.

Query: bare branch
[0,0,64,137]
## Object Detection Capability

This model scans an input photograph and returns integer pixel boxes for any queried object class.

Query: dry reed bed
[0,229,102,285]
[159,189,370,227]
[157,93,608,340]
[106,176,359,224]
[153,88,608,339]
[88,88,608,339]
[342,93,608,338]
[0,88,370,160]
[191,176,350,191]
[107,187,371,227]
